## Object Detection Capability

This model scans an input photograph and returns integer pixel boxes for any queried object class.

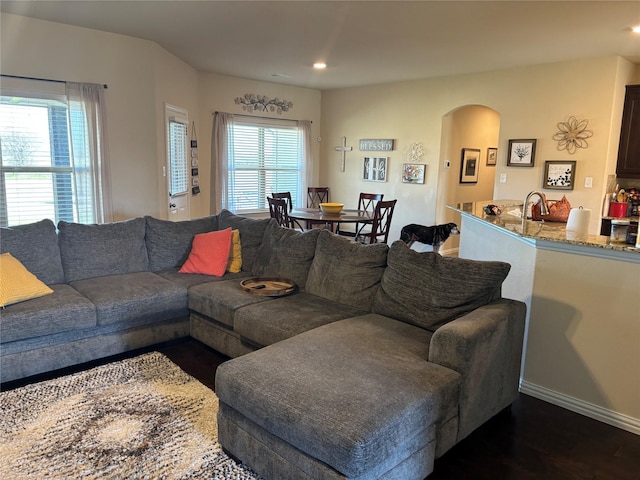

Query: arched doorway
[436,105,500,255]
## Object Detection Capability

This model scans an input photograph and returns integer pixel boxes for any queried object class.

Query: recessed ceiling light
[632,25,640,33]
[313,62,327,69]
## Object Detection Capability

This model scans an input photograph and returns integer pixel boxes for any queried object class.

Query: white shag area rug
[0,352,262,480]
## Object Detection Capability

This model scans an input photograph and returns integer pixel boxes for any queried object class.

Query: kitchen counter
[447,199,640,436]
[451,200,639,260]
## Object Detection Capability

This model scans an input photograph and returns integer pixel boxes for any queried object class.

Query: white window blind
[168,119,188,195]
[228,120,302,213]
[0,95,76,226]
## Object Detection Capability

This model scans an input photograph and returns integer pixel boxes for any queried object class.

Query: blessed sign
[359,139,394,151]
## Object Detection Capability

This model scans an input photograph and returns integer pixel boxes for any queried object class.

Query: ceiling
[2,1,640,90]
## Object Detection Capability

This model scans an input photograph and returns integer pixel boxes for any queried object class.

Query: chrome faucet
[522,191,549,231]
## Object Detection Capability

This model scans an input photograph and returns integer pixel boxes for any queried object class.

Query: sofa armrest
[428,298,526,443]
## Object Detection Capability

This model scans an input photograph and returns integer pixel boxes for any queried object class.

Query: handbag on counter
[532,195,571,222]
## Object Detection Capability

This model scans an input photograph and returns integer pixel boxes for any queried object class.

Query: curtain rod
[0,74,108,89]
[214,111,310,123]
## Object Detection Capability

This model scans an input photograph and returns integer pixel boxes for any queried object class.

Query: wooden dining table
[289,208,374,233]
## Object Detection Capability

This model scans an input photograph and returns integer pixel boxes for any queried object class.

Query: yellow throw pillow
[0,253,54,307]
[227,229,242,273]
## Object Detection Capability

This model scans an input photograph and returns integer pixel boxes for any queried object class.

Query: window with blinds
[168,119,188,195]
[229,120,302,213]
[0,94,84,227]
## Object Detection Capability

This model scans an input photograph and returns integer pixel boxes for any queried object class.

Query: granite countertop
[451,200,640,255]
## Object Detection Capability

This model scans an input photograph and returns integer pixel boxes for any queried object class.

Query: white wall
[1,13,322,221]
[321,56,638,241]
[1,13,179,220]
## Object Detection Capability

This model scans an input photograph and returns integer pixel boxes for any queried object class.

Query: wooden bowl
[319,203,344,214]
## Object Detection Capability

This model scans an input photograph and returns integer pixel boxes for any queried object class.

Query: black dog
[400,223,460,253]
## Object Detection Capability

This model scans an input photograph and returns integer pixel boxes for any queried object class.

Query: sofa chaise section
[214,241,526,480]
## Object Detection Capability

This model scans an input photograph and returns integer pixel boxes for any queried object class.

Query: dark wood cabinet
[616,85,640,178]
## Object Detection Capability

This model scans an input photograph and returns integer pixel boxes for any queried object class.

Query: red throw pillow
[179,228,233,277]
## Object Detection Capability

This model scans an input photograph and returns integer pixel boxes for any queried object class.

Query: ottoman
[215,314,461,479]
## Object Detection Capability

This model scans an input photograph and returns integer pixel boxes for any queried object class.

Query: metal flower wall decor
[552,116,593,154]
[235,94,293,114]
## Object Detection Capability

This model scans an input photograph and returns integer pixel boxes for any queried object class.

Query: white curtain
[298,120,313,206]
[211,112,234,213]
[66,82,112,223]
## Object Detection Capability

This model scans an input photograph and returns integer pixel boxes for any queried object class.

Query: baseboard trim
[520,380,640,435]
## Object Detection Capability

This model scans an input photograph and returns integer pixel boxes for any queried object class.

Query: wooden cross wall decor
[334,136,353,172]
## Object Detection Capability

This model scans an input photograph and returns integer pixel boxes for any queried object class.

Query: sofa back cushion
[372,241,511,330]
[58,217,148,282]
[145,215,219,271]
[306,230,388,309]
[0,219,64,285]
[252,222,321,289]
[218,210,273,272]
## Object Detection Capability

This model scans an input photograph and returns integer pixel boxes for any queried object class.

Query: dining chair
[337,192,384,237]
[267,196,304,231]
[307,187,332,230]
[307,187,330,208]
[356,199,397,244]
[271,192,293,211]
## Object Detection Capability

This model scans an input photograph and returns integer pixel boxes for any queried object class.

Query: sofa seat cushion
[233,292,367,348]
[58,217,148,282]
[145,215,219,271]
[305,229,388,309]
[216,314,461,478]
[252,223,321,290]
[373,241,511,331]
[0,219,64,284]
[156,268,250,289]
[188,278,274,328]
[1,284,96,343]
[69,272,187,326]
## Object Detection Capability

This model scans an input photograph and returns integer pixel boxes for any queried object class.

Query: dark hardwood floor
[3,337,639,480]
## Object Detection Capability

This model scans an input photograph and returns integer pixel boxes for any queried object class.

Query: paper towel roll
[566,207,591,234]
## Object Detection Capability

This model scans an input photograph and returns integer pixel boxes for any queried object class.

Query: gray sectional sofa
[0,211,526,480]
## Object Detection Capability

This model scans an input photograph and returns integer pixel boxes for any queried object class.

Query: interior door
[165,104,190,221]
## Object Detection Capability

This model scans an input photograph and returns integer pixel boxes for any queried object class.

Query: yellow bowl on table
[319,203,344,214]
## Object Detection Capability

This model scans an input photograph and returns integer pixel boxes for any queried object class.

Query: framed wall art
[363,156,388,182]
[507,139,536,166]
[486,147,497,166]
[544,160,576,190]
[460,148,480,183]
[402,163,425,184]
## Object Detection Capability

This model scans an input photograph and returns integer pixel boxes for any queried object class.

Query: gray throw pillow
[306,230,388,309]
[145,215,218,271]
[252,222,321,289]
[372,241,511,330]
[218,210,274,273]
[58,217,148,282]
[0,219,64,284]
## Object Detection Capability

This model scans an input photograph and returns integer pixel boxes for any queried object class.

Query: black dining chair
[271,192,293,211]
[267,196,303,231]
[356,199,397,244]
[307,187,330,208]
[307,187,332,230]
[337,192,383,237]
